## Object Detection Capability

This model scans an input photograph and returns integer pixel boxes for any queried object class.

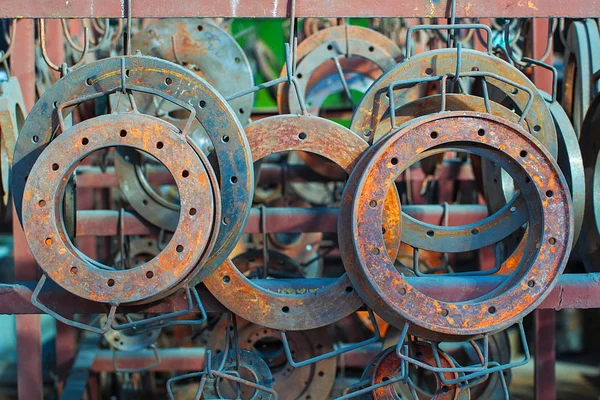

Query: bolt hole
[51,163,59,171]
[488,306,496,314]
[125,69,130,77]
[427,230,434,237]
[223,275,230,283]
[549,237,556,245]
[528,280,536,287]
[441,309,449,317]
[70,267,78,275]
[230,176,238,184]
[146,271,154,279]
[120,130,127,138]
[430,131,438,139]
[81,137,89,145]
[519,150,527,157]
[318,371,325,377]
[546,190,554,198]
[189,208,197,216]
[297,73,303,79]
[471,228,479,235]
[86,78,93,86]
[477,129,485,136]
[199,100,206,108]
[327,44,333,50]
[399,287,406,295]
[156,141,164,149]
[197,25,203,31]
[345,286,353,293]
[38,200,46,207]
[234,57,241,63]
[239,108,244,114]
[165,77,173,85]
[222,135,230,143]
[223,216,230,225]
[510,206,517,213]
[369,200,377,208]
[534,125,541,132]
[142,199,148,206]
[368,46,375,52]
[176,245,184,253]
[182,170,190,178]
[371,247,380,255]
[298,132,307,140]
[282,306,290,313]
[425,67,433,75]
[32,135,40,143]
[45,238,53,246]
[472,66,480,71]
[391,157,398,165]
[107,279,115,287]
[511,88,518,95]
[442,386,450,393]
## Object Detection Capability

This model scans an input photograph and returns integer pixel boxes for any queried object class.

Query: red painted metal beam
[2,274,600,315]
[0,0,597,18]
[74,205,491,236]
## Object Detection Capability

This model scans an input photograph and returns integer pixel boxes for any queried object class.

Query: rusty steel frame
[0,0,598,18]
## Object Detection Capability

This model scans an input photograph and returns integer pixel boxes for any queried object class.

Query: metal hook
[39,19,89,73]
[61,19,109,53]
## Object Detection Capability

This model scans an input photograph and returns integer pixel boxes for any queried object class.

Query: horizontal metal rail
[1,273,599,315]
[0,0,597,18]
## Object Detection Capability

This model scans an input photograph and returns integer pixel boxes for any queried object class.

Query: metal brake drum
[340,112,572,340]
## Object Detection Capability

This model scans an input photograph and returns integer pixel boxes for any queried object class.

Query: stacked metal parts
[1,3,600,399]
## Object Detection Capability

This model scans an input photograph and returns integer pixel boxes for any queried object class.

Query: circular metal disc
[22,113,215,304]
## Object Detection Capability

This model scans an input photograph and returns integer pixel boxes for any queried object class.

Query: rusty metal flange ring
[202,349,275,400]
[562,20,600,137]
[362,344,469,399]
[205,114,402,331]
[340,112,572,339]
[544,94,585,246]
[104,316,161,351]
[12,55,253,284]
[22,113,215,304]
[208,317,336,399]
[132,18,254,124]
[577,95,600,271]
[277,25,402,115]
[349,48,558,156]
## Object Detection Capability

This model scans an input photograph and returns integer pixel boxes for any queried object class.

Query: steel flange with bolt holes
[340,112,573,340]
[22,113,216,305]
[12,54,252,285]
[205,114,402,331]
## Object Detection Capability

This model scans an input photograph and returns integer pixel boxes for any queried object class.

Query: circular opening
[426,230,434,237]
[156,141,164,149]
[86,78,93,86]
[391,157,398,165]
[120,130,127,138]
[519,150,527,157]
[199,100,207,108]
[182,170,190,178]
[345,286,354,293]
[176,245,184,253]
[189,208,197,216]
[425,67,434,75]
[81,137,89,145]
[223,275,231,283]
[282,306,290,313]
[165,77,173,85]
[549,237,556,245]
[369,200,377,208]
[231,176,238,184]
[368,46,375,52]
[477,129,485,136]
[222,135,230,143]
[107,279,115,287]
[528,280,536,287]
[70,266,78,275]
[146,271,154,279]
[488,306,496,314]
[38,200,46,207]
[51,163,59,171]
[298,132,307,140]
[546,190,554,198]
[430,131,438,139]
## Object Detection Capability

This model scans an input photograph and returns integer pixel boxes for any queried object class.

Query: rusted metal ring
[340,112,572,339]
[349,48,558,156]
[577,95,600,271]
[544,94,585,246]
[562,20,600,137]
[207,317,336,399]
[132,18,254,124]
[205,114,402,330]
[22,113,215,304]
[113,237,161,269]
[0,77,25,216]
[202,349,275,400]
[104,316,161,351]
[277,25,402,115]
[363,344,469,399]
[12,55,252,284]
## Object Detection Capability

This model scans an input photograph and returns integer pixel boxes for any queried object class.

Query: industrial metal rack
[0,1,598,399]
